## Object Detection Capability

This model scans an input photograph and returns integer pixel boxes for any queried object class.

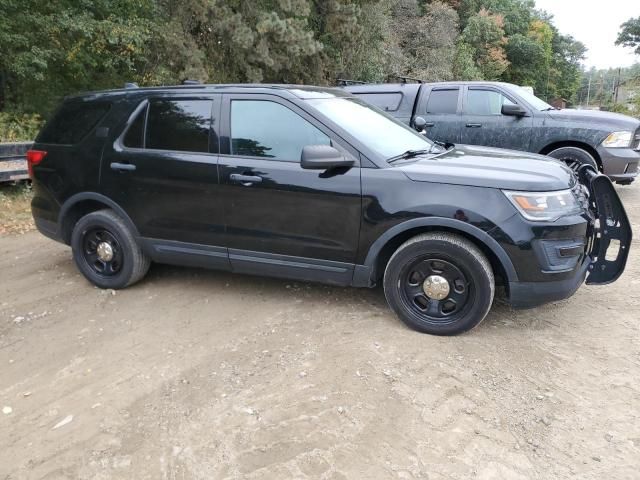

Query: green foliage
[0,0,590,121]
[0,112,43,142]
[616,16,640,55]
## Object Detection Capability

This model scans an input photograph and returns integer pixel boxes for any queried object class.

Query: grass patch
[0,181,35,236]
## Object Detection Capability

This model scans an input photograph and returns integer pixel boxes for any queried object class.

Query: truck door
[414,86,462,144]
[458,86,533,151]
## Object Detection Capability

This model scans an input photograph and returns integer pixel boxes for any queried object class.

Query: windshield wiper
[387,148,433,164]
[541,107,557,111]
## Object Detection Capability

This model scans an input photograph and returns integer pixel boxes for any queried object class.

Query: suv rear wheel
[547,146,598,173]
[71,209,150,289]
[383,232,494,335]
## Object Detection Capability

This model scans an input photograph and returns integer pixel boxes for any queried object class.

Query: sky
[535,0,639,69]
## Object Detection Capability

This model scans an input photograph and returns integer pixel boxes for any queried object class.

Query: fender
[58,192,140,240]
[357,217,518,286]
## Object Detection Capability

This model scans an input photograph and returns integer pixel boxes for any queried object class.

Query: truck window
[466,89,516,115]
[426,89,459,114]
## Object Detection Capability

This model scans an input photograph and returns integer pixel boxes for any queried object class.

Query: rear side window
[146,99,213,153]
[356,93,403,112]
[123,99,215,153]
[37,101,110,144]
[426,89,459,114]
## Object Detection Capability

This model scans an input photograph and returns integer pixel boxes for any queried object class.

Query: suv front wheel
[71,209,150,289]
[383,232,494,335]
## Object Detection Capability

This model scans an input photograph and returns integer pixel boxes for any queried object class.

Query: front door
[101,95,228,267]
[458,86,533,151]
[218,94,362,285]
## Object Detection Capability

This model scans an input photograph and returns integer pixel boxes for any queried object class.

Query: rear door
[458,86,533,150]
[415,86,462,144]
[101,94,228,266]
[218,93,362,285]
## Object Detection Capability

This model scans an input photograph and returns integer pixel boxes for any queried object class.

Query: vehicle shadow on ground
[139,263,544,335]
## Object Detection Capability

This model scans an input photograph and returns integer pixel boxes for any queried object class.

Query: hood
[546,108,640,131]
[398,144,574,191]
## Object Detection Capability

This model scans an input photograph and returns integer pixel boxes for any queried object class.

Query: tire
[547,146,598,173]
[71,209,150,289]
[383,232,494,336]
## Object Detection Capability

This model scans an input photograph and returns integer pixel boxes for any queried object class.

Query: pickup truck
[344,81,640,185]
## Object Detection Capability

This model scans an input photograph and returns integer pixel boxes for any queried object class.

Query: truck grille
[633,128,640,151]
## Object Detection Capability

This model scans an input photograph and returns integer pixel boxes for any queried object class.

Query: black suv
[29,84,631,335]
[344,81,640,184]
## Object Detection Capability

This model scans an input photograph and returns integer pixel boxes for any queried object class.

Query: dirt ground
[1,185,639,480]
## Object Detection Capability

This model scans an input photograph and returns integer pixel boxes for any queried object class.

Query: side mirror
[501,104,528,117]
[301,145,354,170]
[413,116,427,131]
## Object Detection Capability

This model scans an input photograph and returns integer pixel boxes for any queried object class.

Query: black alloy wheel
[71,209,150,289]
[383,232,494,336]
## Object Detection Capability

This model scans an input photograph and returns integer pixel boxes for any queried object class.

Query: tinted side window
[145,99,213,153]
[426,89,459,114]
[37,102,110,144]
[123,105,146,149]
[466,89,515,115]
[356,93,403,112]
[230,100,330,161]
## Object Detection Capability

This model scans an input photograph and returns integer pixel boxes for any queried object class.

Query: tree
[616,17,640,55]
[457,9,509,80]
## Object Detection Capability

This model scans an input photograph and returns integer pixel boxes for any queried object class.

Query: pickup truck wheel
[383,233,494,336]
[71,209,150,289]
[547,146,598,173]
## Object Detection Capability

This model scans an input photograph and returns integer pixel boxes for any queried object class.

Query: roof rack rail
[124,82,139,89]
[392,75,423,84]
[182,79,201,85]
[336,78,367,86]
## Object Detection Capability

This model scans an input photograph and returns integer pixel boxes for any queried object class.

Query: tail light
[26,150,47,178]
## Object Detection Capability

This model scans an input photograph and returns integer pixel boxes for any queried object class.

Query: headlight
[602,131,633,148]
[503,189,582,221]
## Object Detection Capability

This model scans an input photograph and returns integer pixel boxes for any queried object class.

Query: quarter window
[466,89,516,116]
[230,100,330,161]
[426,89,459,114]
[37,102,110,144]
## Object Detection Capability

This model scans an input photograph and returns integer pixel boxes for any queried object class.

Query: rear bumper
[597,145,639,183]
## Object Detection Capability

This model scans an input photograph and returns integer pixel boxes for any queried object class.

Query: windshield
[511,85,554,111]
[307,97,433,161]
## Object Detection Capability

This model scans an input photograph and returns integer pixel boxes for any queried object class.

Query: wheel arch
[539,141,602,171]
[361,218,518,287]
[58,192,139,245]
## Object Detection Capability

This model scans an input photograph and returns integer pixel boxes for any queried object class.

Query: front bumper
[597,145,640,183]
[507,167,632,308]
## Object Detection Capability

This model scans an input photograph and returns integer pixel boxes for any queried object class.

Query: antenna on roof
[182,79,201,85]
[124,82,139,89]
[336,78,367,86]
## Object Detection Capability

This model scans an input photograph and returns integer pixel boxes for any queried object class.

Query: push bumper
[508,166,632,309]
[597,145,639,184]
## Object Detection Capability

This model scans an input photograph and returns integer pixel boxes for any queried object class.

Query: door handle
[110,162,136,172]
[230,173,263,185]
[466,123,482,128]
